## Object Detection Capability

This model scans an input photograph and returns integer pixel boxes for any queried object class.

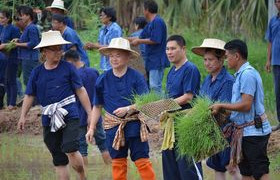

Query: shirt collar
[234,62,250,77]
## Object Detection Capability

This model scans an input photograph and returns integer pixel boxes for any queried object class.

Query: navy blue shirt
[18,23,40,61]
[77,66,99,126]
[26,61,83,126]
[0,24,21,61]
[166,61,200,109]
[62,26,90,67]
[0,25,4,60]
[200,67,234,102]
[94,68,148,137]
[140,15,170,71]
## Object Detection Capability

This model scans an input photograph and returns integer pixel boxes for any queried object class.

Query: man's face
[43,45,63,62]
[166,40,185,64]
[203,51,223,74]
[225,50,238,70]
[99,11,110,25]
[276,0,280,11]
[52,20,63,30]
[0,13,8,26]
[109,50,129,69]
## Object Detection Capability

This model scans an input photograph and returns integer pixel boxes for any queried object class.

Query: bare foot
[101,151,112,165]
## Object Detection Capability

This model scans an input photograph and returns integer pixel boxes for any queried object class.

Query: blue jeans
[149,68,164,94]
[5,60,18,106]
[21,59,39,86]
[273,65,280,122]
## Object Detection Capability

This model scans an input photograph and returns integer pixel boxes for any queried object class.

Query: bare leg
[55,165,70,180]
[242,176,254,180]
[101,150,112,164]
[66,151,86,180]
[260,174,270,180]
[215,171,226,180]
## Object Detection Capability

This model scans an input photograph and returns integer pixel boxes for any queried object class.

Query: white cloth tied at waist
[42,95,76,132]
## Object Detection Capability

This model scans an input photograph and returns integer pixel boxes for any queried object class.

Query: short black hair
[17,5,34,21]
[0,8,12,24]
[144,0,158,14]
[52,13,66,24]
[133,16,147,29]
[100,7,117,22]
[205,48,225,59]
[167,35,186,47]
[64,50,80,62]
[224,39,248,59]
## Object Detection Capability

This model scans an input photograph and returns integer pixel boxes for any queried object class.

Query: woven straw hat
[46,0,67,12]
[34,30,71,49]
[191,38,226,57]
[99,37,140,59]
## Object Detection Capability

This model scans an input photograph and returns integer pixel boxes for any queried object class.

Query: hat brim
[99,47,140,60]
[34,40,71,49]
[191,46,225,57]
[46,6,68,13]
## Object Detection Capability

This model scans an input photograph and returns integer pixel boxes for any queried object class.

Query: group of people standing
[0,0,277,179]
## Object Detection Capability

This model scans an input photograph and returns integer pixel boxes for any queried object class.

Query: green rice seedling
[175,97,229,162]
[132,91,163,109]
[4,41,16,52]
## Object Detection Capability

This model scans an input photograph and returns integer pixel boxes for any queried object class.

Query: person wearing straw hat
[192,38,241,180]
[211,39,271,180]
[86,37,156,180]
[163,35,202,180]
[17,30,92,180]
[46,0,74,29]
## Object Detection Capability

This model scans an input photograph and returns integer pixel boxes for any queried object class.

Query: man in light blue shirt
[265,0,280,131]
[211,39,271,180]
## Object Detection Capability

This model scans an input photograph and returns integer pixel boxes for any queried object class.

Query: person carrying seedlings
[192,38,241,180]
[84,7,122,71]
[64,50,111,168]
[130,0,170,94]
[17,31,92,180]
[211,39,272,180]
[85,37,156,180]
[0,9,21,110]
[46,0,75,29]
[265,0,280,131]
[51,13,90,67]
[163,35,202,180]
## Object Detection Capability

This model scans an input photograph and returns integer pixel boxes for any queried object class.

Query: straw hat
[34,30,71,49]
[46,0,68,12]
[191,38,226,57]
[99,38,140,59]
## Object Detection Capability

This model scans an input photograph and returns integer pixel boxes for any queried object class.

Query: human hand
[85,127,95,143]
[265,60,271,73]
[17,116,26,133]
[113,106,129,117]
[130,39,139,46]
[209,104,223,115]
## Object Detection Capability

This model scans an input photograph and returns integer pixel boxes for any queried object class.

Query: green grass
[133,91,164,109]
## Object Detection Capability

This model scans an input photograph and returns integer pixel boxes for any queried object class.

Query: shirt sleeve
[265,18,273,42]
[12,26,21,39]
[240,70,256,97]
[183,67,201,95]
[94,75,105,105]
[63,31,77,51]
[25,69,37,96]
[135,73,149,95]
[149,19,165,44]
[218,80,234,102]
[107,26,122,44]
[69,64,83,90]
[26,26,40,49]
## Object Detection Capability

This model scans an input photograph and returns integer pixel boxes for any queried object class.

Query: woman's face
[43,45,63,63]
[0,12,9,26]
[19,13,31,25]
[99,11,111,25]
[203,51,224,74]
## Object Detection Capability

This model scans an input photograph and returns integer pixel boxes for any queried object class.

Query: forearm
[89,105,102,130]
[267,42,272,62]
[20,95,35,119]
[16,42,28,48]
[219,102,251,113]
[174,93,193,106]
[137,38,157,45]
[76,87,92,115]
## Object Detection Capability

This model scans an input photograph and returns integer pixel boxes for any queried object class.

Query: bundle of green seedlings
[132,91,163,110]
[4,41,16,52]
[175,97,229,162]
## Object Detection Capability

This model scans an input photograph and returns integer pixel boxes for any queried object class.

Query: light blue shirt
[98,22,122,71]
[230,62,271,136]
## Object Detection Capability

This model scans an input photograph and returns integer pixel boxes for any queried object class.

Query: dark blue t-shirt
[140,15,170,71]
[166,61,201,109]
[0,24,21,61]
[65,16,75,29]
[94,67,148,137]
[77,66,99,126]
[25,60,83,126]
[200,67,234,102]
[62,26,90,67]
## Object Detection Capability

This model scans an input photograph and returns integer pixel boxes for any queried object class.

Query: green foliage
[175,97,228,161]
[133,91,164,109]
[4,41,16,52]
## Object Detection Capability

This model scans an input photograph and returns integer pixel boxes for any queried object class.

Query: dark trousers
[273,65,280,122]
[5,60,18,106]
[0,59,7,109]
[162,148,203,180]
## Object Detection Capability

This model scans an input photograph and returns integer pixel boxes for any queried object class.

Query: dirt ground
[0,106,279,156]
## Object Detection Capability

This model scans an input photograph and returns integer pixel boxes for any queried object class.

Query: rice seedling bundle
[175,97,229,162]
[4,41,16,52]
